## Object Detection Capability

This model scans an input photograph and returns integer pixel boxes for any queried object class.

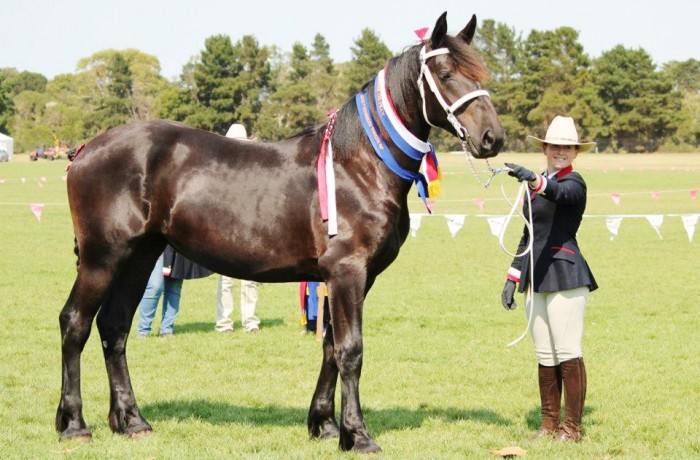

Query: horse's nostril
[482,130,495,148]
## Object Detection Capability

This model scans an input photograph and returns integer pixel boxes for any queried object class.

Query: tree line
[1,19,698,153]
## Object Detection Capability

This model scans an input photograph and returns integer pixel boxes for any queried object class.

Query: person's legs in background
[215,275,235,332]
[159,276,183,336]
[240,280,260,332]
[137,255,165,336]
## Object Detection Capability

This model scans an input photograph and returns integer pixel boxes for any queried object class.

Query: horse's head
[418,12,505,158]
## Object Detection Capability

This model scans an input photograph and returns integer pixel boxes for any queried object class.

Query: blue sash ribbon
[355,89,431,209]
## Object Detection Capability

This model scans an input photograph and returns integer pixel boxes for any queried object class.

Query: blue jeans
[137,255,184,335]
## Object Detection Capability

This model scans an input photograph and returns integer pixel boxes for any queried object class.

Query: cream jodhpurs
[215,275,260,332]
[525,287,589,366]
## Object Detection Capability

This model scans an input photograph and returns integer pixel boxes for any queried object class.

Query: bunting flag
[486,216,508,238]
[645,214,664,239]
[29,203,44,221]
[605,216,623,240]
[651,191,661,200]
[409,214,424,238]
[611,193,621,206]
[691,189,698,200]
[682,214,699,242]
[444,214,466,238]
[473,198,485,211]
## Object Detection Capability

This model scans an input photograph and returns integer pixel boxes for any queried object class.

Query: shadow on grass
[141,399,510,434]
[174,318,286,335]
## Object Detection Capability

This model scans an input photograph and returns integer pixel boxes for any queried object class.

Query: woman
[501,115,598,442]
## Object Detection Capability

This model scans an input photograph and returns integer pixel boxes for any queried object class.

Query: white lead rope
[493,177,537,347]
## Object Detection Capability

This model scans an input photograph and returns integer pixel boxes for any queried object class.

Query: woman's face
[544,143,578,172]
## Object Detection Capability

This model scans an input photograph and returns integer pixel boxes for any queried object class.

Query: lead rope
[471,167,537,347]
[496,180,536,347]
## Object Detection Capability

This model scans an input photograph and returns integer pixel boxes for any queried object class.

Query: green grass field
[0,152,699,459]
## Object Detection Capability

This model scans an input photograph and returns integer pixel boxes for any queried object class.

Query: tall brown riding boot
[531,364,562,438]
[557,357,587,442]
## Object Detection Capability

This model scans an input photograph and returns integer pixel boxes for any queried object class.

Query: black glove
[505,163,536,182]
[501,279,517,310]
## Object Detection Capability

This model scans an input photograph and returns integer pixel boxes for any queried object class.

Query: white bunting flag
[681,214,699,242]
[444,214,466,238]
[605,216,623,240]
[486,216,507,238]
[645,215,664,239]
[409,214,424,238]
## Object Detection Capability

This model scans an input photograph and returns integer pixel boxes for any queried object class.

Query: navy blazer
[508,166,598,294]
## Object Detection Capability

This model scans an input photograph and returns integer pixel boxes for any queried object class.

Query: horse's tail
[73,236,80,268]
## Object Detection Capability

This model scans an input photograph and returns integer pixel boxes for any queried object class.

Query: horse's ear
[431,11,448,47]
[458,14,478,45]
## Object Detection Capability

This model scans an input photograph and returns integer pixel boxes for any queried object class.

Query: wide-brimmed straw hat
[527,116,596,152]
[225,123,249,140]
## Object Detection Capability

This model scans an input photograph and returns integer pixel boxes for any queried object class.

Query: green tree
[0,72,14,134]
[256,42,323,140]
[593,46,683,152]
[181,34,273,136]
[344,29,392,96]
[662,59,700,149]
[510,27,603,151]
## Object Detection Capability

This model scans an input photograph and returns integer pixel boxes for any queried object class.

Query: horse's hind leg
[307,323,340,440]
[56,266,114,440]
[96,241,164,436]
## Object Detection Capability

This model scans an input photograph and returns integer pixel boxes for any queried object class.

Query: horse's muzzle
[476,127,506,158]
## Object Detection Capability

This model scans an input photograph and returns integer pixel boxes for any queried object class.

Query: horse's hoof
[318,425,340,440]
[128,429,152,439]
[353,438,382,454]
[59,431,92,443]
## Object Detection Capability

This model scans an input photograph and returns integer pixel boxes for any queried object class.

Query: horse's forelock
[443,36,488,82]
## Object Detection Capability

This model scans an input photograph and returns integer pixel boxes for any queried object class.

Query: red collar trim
[555,165,573,179]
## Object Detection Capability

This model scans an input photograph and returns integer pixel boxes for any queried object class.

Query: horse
[56,12,505,453]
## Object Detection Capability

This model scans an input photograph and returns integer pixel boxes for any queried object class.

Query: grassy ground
[0,152,698,459]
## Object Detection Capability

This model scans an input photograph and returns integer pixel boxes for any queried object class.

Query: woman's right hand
[501,279,517,310]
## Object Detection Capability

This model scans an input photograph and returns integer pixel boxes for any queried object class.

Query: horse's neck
[383,52,430,142]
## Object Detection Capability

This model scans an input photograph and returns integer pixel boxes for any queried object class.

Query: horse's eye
[438,71,451,81]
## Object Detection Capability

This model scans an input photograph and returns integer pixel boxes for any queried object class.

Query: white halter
[417,45,490,140]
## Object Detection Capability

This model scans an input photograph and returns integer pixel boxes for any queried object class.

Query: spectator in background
[137,244,212,338]
[214,123,261,334]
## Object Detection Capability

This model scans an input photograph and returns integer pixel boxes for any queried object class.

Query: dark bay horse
[56,12,504,453]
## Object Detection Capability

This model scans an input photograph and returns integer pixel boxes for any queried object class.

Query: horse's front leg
[95,260,156,437]
[307,323,340,440]
[324,272,380,453]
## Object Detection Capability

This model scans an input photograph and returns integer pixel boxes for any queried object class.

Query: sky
[2,0,697,81]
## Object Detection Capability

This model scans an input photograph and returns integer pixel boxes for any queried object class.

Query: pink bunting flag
[651,191,661,200]
[30,203,44,221]
[611,193,621,206]
[691,189,698,200]
[473,198,485,211]
[414,27,429,41]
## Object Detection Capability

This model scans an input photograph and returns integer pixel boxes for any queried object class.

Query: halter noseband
[417,45,490,141]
